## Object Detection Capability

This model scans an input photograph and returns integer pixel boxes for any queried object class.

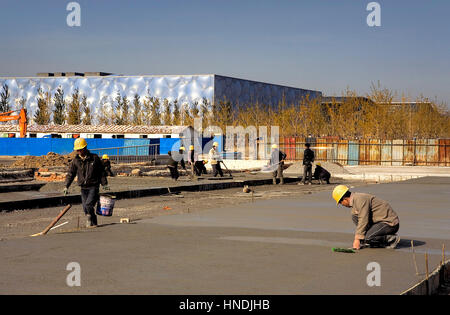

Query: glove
[103,185,110,191]
[63,188,68,196]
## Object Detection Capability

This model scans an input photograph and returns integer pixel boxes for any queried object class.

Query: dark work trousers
[194,161,207,176]
[81,186,100,226]
[190,163,196,179]
[272,163,284,184]
[352,215,399,247]
[168,166,179,180]
[212,163,224,177]
[303,163,313,184]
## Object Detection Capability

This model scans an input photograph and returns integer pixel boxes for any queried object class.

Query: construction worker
[101,154,114,177]
[332,185,400,250]
[64,138,109,228]
[300,143,315,185]
[269,144,286,185]
[187,145,196,179]
[194,159,208,176]
[209,142,223,177]
[178,146,187,173]
[167,151,180,181]
[313,162,330,184]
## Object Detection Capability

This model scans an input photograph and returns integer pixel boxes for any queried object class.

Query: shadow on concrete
[396,239,426,249]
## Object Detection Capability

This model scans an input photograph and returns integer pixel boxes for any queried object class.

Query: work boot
[85,214,97,228]
[272,178,277,185]
[280,178,284,185]
[86,214,93,228]
[386,235,401,249]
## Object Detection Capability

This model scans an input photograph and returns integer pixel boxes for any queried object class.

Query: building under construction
[0,72,322,121]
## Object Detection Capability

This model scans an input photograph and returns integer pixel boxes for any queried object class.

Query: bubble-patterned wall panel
[0,74,322,121]
[0,75,215,120]
[214,75,322,107]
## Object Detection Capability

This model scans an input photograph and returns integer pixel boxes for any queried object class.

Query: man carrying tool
[332,185,401,250]
[269,144,287,185]
[300,143,315,185]
[64,138,109,228]
[101,154,114,177]
[313,162,330,184]
[209,141,224,177]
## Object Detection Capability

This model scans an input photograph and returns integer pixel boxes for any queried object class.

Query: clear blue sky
[1,0,449,105]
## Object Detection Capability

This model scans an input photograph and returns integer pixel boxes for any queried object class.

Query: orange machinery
[0,108,28,138]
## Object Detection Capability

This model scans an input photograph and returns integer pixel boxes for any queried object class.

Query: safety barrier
[277,138,450,166]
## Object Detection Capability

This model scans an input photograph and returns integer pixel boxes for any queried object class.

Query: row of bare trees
[208,84,450,140]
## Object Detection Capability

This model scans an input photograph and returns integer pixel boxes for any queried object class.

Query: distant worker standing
[64,138,109,228]
[187,145,196,179]
[209,142,224,177]
[301,143,315,185]
[178,146,187,174]
[332,185,400,250]
[313,162,330,184]
[101,154,114,177]
[269,144,287,185]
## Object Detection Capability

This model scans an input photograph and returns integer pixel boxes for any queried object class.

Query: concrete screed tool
[332,247,357,253]
[220,161,233,178]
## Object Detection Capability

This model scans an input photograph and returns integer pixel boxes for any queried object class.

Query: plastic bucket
[97,194,116,216]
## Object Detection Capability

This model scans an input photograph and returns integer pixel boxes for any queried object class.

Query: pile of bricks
[34,168,67,182]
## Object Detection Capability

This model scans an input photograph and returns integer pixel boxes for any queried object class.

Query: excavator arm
[0,108,28,138]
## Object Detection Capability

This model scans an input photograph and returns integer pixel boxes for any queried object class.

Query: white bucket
[97,195,116,216]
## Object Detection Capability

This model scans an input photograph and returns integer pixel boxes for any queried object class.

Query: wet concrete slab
[148,177,450,242]
[0,177,449,294]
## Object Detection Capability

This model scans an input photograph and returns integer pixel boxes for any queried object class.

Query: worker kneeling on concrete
[332,185,400,250]
[313,162,330,184]
[64,138,109,228]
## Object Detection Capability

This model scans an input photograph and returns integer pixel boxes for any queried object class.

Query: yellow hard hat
[73,138,87,151]
[316,162,321,166]
[203,160,208,164]
[179,146,186,151]
[189,145,194,150]
[332,185,349,205]
[102,154,109,160]
[271,144,278,149]
[213,142,219,147]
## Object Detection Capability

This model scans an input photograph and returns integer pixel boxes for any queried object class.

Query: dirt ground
[0,178,365,240]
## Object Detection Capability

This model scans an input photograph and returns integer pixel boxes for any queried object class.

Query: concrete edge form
[0,182,46,193]
[0,176,302,212]
[334,174,426,182]
[400,260,450,295]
